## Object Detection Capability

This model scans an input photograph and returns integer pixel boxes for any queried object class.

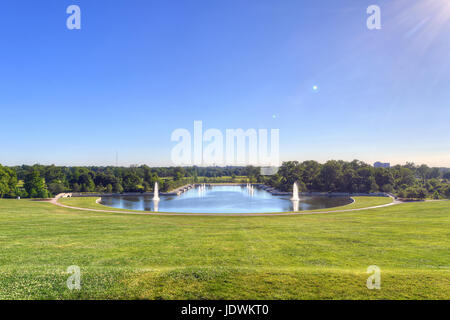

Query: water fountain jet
[153,182,160,201]
[291,182,300,201]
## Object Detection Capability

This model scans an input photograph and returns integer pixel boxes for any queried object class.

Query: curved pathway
[48,194,401,217]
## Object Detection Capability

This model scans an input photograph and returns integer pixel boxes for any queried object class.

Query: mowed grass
[58,196,394,214]
[0,199,448,299]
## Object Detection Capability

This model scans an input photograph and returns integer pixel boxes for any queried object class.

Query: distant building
[374,161,390,168]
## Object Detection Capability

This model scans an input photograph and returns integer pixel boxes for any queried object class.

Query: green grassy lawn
[0,199,448,299]
[58,196,394,214]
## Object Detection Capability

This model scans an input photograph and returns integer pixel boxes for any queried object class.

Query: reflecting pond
[100,185,352,213]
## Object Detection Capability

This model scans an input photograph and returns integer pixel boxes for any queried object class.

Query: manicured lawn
[339,196,393,209]
[0,199,448,299]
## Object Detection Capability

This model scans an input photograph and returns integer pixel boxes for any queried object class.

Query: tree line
[0,165,254,198]
[264,160,450,199]
[0,161,449,199]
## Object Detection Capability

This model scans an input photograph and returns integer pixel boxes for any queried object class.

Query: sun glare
[396,0,450,50]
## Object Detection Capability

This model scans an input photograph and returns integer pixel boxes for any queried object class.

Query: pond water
[100,185,352,213]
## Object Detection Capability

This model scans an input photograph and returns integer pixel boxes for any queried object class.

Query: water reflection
[100,185,352,214]
[153,200,159,212]
[292,200,299,212]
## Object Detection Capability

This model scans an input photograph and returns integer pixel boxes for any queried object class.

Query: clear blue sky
[1,0,449,167]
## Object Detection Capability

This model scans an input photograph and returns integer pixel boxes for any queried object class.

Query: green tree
[416,187,428,199]
[106,184,113,193]
[341,168,357,193]
[405,187,427,200]
[417,164,430,184]
[72,183,81,192]
[395,167,415,187]
[374,168,394,190]
[319,160,343,192]
[443,185,450,199]
[300,160,321,191]
[123,172,142,192]
[48,182,66,195]
[142,181,150,192]
[380,184,394,193]
[24,170,49,198]
[173,167,186,181]
[355,166,378,193]
[277,161,303,192]
[113,182,124,193]
[0,165,18,198]
[427,168,441,180]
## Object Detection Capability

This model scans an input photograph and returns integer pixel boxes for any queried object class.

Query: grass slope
[0,199,448,299]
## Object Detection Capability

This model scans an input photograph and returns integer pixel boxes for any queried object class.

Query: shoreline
[66,183,394,199]
[51,194,399,217]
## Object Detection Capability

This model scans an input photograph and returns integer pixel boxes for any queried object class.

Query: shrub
[405,187,427,200]
[397,189,406,198]
[381,184,393,193]
[444,186,450,199]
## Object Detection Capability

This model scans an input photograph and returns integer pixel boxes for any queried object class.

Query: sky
[1,0,449,167]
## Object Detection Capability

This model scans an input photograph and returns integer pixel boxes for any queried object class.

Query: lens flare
[395,0,450,51]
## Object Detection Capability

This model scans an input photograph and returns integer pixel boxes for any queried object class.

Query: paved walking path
[48,194,401,217]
